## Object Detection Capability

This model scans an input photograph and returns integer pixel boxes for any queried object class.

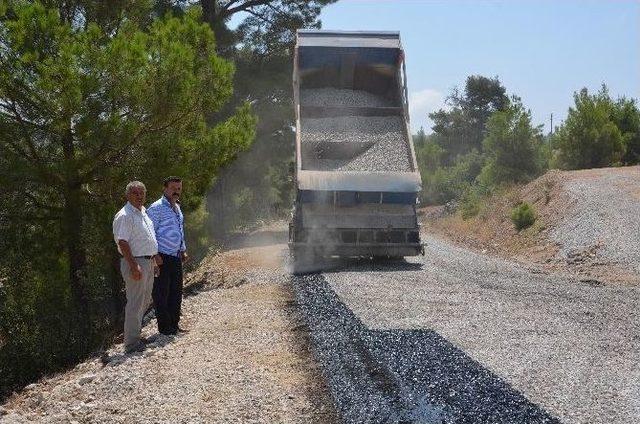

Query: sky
[316,0,640,133]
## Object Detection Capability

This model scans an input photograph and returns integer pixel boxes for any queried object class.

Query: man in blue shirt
[147,176,189,335]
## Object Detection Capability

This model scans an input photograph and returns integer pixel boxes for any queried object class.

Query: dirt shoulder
[1,243,336,423]
[421,166,640,285]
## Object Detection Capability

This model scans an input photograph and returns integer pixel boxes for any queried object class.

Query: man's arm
[180,210,188,263]
[118,240,142,281]
[113,214,142,281]
[146,203,160,231]
[146,205,163,266]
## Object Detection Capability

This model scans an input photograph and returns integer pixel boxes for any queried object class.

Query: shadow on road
[292,274,561,424]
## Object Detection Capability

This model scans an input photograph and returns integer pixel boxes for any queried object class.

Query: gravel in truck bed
[300,88,395,108]
[301,116,411,172]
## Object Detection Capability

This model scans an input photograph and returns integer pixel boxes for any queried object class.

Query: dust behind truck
[289,30,423,266]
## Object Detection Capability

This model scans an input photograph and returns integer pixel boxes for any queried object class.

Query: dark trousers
[153,253,183,334]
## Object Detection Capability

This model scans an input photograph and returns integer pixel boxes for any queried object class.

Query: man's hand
[130,261,142,281]
[154,255,163,266]
[180,251,189,264]
[118,240,142,281]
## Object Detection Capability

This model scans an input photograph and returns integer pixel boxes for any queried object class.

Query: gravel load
[550,167,640,273]
[294,235,639,423]
[300,88,395,108]
[301,116,411,172]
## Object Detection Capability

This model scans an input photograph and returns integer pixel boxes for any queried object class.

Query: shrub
[460,188,483,220]
[553,86,624,169]
[479,97,544,188]
[510,202,536,231]
[419,150,484,205]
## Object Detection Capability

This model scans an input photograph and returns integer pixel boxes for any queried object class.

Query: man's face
[164,181,182,203]
[127,186,146,209]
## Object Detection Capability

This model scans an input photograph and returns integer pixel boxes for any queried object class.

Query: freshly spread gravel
[301,116,411,172]
[296,235,639,423]
[300,88,395,108]
[550,167,640,273]
[1,245,336,424]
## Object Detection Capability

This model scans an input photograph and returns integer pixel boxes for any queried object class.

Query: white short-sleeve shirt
[113,202,158,257]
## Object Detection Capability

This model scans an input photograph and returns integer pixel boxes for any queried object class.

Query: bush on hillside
[479,97,544,188]
[420,150,484,205]
[510,202,536,231]
[552,86,625,169]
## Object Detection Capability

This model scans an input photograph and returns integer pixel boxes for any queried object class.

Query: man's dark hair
[163,176,182,187]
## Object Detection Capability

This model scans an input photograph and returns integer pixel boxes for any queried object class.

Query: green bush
[510,202,536,231]
[460,188,483,219]
[552,86,625,169]
[419,150,484,205]
[478,96,544,188]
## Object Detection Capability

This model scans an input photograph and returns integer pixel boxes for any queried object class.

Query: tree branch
[222,0,273,18]
[243,7,275,25]
[5,98,62,185]
[23,191,63,212]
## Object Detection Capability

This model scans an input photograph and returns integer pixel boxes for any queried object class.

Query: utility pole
[550,113,553,135]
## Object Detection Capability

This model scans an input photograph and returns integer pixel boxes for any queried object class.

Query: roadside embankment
[422,166,640,284]
[1,243,336,423]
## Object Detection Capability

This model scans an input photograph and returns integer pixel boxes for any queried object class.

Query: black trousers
[153,253,183,334]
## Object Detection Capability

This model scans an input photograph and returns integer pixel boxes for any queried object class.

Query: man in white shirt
[113,181,159,353]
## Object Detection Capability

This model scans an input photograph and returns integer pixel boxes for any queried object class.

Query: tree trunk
[61,130,90,344]
[200,0,236,56]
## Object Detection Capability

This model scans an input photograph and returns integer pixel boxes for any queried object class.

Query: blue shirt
[147,196,186,256]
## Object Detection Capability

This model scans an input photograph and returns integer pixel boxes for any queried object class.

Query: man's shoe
[176,326,190,334]
[124,340,146,354]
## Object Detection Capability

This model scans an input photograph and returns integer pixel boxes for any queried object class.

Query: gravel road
[294,235,640,423]
[550,167,640,273]
[3,224,637,423]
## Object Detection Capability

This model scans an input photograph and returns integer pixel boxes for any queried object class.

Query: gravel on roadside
[1,245,336,424]
[550,167,640,274]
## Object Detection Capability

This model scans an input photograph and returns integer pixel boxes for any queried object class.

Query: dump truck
[289,30,423,265]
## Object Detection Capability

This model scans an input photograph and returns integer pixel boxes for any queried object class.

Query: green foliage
[510,202,536,231]
[413,127,428,148]
[479,96,544,187]
[204,0,335,238]
[552,86,625,169]
[0,1,255,397]
[430,75,509,165]
[611,97,640,164]
[415,135,444,172]
[460,187,484,220]
[420,150,483,205]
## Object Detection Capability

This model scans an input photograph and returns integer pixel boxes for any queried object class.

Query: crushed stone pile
[549,167,640,273]
[301,115,411,172]
[300,88,395,108]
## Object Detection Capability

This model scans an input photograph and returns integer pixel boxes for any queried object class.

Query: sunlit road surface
[294,235,640,423]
